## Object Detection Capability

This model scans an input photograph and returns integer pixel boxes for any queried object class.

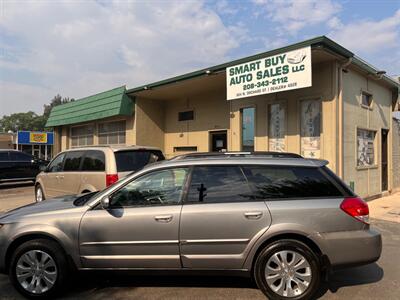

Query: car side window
[63,151,84,171]
[242,165,343,199]
[0,152,9,161]
[110,168,189,208]
[47,153,66,172]
[81,150,105,171]
[186,166,253,203]
[10,152,32,162]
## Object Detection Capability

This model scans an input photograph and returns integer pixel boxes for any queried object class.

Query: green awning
[46,86,134,127]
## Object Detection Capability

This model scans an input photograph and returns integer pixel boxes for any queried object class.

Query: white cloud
[0,0,239,116]
[329,9,400,54]
[252,0,341,34]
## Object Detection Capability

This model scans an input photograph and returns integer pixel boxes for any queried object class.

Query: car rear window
[82,150,105,171]
[242,165,344,199]
[63,151,84,171]
[114,150,164,172]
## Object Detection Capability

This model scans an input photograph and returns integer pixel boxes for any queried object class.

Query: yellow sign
[29,132,47,144]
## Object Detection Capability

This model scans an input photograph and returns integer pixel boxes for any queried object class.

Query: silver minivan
[35,145,164,202]
[0,152,381,299]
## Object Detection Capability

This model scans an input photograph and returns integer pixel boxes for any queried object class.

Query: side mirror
[39,165,47,172]
[101,196,110,209]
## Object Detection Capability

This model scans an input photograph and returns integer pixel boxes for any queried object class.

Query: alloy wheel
[264,250,312,298]
[15,250,57,294]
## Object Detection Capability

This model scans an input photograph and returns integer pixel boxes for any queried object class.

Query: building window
[98,121,126,145]
[361,92,372,107]
[300,99,321,158]
[178,110,194,121]
[357,128,376,167]
[174,146,197,152]
[241,107,255,152]
[268,103,286,152]
[71,125,94,147]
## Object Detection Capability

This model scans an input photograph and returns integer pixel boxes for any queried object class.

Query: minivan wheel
[254,239,321,300]
[35,185,45,202]
[9,239,68,299]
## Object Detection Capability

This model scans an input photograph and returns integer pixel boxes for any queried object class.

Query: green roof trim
[45,86,133,127]
[126,35,399,95]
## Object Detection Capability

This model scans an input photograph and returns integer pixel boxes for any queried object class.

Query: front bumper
[315,228,382,268]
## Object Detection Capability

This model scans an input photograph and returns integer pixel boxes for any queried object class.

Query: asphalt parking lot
[0,184,399,299]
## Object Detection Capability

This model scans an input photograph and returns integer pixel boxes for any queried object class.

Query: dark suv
[0,152,381,299]
[0,150,48,183]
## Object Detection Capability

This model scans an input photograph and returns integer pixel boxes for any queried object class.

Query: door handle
[59,175,64,179]
[244,211,263,220]
[154,215,173,223]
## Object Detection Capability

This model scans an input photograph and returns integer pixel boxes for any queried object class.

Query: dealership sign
[226,46,312,100]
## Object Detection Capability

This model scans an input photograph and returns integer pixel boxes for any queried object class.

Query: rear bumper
[314,229,382,268]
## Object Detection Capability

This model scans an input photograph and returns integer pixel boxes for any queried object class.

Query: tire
[254,239,321,300]
[35,185,45,202]
[9,239,69,299]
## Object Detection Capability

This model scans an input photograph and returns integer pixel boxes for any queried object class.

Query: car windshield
[73,191,99,206]
[115,150,164,172]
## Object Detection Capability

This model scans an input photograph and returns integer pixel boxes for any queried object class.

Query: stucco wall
[393,118,400,191]
[163,90,230,158]
[342,68,393,198]
[135,98,165,150]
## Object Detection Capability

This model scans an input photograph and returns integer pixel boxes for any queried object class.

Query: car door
[179,165,272,269]
[42,153,66,198]
[0,151,12,181]
[59,151,84,195]
[79,167,189,269]
[9,151,35,180]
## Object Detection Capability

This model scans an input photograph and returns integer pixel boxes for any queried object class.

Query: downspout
[337,57,352,179]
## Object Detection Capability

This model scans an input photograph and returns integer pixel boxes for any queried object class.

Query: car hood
[0,194,81,222]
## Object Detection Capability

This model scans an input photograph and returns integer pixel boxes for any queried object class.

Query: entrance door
[210,130,227,152]
[381,129,388,191]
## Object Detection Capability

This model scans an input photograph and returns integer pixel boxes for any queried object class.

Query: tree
[0,112,47,132]
[43,94,74,118]
[0,94,74,132]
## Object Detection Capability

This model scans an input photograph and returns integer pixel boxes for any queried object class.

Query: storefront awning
[45,86,133,127]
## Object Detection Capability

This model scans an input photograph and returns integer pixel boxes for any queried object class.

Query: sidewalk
[368,191,400,223]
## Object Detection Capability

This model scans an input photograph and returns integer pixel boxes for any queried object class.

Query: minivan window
[47,153,65,172]
[81,150,105,171]
[10,152,31,162]
[63,151,84,171]
[242,166,343,199]
[115,150,164,172]
[186,166,253,203]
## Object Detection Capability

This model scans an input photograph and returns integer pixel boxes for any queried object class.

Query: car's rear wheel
[254,239,321,300]
[9,239,68,299]
[35,185,45,202]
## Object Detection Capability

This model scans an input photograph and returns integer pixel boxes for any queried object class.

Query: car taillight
[340,197,369,224]
[106,174,119,187]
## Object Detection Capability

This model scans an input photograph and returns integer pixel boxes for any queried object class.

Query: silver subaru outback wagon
[0,152,381,299]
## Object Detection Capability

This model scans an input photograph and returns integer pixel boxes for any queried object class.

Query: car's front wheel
[35,185,45,202]
[254,239,321,300]
[9,239,69,299]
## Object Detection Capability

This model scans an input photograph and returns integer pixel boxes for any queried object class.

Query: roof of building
[45,86,134,127]
[126,35,400,95]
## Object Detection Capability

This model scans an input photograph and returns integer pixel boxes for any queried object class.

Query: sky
[1,0,399,117]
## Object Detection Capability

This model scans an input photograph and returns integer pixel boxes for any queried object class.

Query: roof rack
[171,151,303,160]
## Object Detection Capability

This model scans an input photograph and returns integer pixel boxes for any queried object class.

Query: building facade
[46,36,400,199]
